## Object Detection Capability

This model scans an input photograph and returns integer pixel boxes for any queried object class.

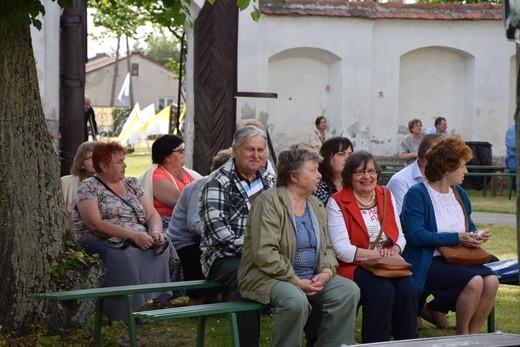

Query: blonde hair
[70,141,97,180]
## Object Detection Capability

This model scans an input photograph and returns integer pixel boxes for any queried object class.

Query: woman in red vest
[327,150,418,343]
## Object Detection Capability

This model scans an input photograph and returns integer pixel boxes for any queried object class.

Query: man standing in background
[84,95,98,141]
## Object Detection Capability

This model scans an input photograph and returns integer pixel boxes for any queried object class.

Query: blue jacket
[401,182,476,292]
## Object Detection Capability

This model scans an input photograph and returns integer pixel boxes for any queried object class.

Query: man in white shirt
[387,134,454,330]
[388,134,443,213]
[424,116,449,136]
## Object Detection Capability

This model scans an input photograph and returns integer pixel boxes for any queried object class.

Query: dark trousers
[208,257,260,347]
[177,244,221,299]
[354,267,418,343]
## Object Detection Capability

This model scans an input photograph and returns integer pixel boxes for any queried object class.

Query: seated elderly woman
[72,141,170,322]
[61,141,97,214]
[327,150,418,343]
[398,118,423,166]
[401,136,499,335]
[238,143,360,347]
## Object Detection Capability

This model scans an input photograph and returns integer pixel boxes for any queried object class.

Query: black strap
[95,176,144,226]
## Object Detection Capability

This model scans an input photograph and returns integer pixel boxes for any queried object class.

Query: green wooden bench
[133,301,265,347]
[36,280,222,347]
[464,172,516,198]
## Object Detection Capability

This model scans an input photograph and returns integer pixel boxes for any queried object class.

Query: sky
[87,8,152,59]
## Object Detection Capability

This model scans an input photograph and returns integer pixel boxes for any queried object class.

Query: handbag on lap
[437,186,492,266]
[360,187,412,278]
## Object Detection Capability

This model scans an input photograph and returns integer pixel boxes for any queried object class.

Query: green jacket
[238,186,338,304]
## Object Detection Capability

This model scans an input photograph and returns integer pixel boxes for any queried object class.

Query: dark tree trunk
[0,22,70,334]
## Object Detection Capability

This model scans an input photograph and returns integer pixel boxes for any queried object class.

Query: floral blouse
[72,176,147,241]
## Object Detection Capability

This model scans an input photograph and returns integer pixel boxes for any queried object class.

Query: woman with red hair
[401,136,498,335]
[72,141,170,322]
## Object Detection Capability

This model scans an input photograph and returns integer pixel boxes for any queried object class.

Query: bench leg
[125,295,138,347]
[487,306,495,333]
[228,313,240,347]
[196,316,206,347]
[93,298,103,347]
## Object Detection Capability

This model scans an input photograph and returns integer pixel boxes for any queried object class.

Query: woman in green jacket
[238,143,360,347]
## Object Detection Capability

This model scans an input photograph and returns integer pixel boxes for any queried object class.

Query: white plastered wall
[236,10,516,159]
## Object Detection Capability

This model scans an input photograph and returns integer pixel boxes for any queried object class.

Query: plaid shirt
[199,159,276,277]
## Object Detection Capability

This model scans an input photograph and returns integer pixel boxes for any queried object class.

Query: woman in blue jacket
[401,136,498,335]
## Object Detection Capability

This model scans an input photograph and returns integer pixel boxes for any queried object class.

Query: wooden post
[59,0,87,176]
[515,42,520,281]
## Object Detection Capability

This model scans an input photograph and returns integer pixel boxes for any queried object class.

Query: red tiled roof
[259,1,502,21]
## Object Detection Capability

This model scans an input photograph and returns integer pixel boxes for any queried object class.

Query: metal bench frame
[36,280,221,347]
[133,301,264,347]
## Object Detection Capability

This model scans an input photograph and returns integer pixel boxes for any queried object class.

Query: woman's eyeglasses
[353,169,377,177]
[171,148,185,154]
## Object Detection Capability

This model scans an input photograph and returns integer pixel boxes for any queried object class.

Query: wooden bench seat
[36,280,222,347]
[133,301,265,347]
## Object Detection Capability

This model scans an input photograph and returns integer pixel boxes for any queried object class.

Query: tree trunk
[126,35,134,107]
[0,23,69,334]
[110,36,121,106]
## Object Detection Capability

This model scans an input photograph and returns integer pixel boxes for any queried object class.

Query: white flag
[117,72,130,106]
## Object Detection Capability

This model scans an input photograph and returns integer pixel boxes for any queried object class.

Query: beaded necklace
[354,190,376,208]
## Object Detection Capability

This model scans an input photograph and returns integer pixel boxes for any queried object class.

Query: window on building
[158,97,175,110]
[131,63,139,76]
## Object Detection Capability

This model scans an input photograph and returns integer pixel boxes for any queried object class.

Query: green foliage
[90,0,192,36]
[0,0,73,30]
[50,239,101,290]
[144,32,181,66]
[89,0,148,39]
[112,106,132,135]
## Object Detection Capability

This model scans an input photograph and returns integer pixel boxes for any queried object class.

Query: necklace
[354,190,375,208]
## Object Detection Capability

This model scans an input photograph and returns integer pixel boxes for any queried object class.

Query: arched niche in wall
[267,47,341,153]
[398,46,474,139]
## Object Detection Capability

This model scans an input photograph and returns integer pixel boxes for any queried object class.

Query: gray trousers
[270,275,360,347]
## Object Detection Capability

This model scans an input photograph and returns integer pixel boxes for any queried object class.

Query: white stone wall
[31,1,61,152]
[236,11,516,158]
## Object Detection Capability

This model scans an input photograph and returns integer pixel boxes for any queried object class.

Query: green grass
[11,228,516,346]
[466,189,516,214]
[124,145,153,178]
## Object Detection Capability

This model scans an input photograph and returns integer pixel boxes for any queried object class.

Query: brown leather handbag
[437,186,492,266]
[361,187,413,278]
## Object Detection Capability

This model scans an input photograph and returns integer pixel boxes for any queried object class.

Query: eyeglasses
[353,169,377,177]
[171,148,185,154]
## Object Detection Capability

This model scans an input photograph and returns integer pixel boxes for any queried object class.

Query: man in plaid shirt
[199,126,275,347]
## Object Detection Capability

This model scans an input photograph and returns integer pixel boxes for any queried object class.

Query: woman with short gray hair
[238,143,360,346]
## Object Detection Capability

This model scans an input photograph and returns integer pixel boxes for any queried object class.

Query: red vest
[331,185,400,280]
